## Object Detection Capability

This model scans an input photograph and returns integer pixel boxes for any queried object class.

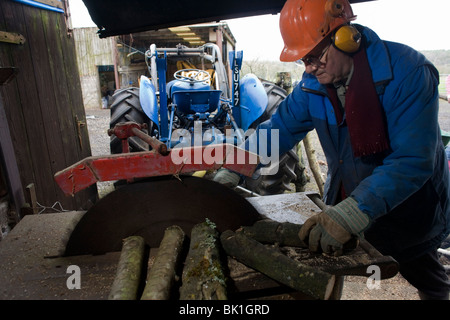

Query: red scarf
[326,47,390,157]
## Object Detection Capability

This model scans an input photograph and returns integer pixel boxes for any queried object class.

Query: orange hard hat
[279,0,357,62]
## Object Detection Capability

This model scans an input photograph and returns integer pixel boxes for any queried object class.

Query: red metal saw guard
[54,144,259,196]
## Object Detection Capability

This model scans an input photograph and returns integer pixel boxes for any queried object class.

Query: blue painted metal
[13,0,64,13]
[170,79,222,115]
[239,74,268,132]
[139,46,268,150]
[172,90,222,114]
[156,52,169,141]
[167,106,175,149]
[139,76,159,129]
[229,50,243,127]
[170,79,210,95]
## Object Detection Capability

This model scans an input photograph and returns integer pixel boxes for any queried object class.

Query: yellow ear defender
[332,24,361,53]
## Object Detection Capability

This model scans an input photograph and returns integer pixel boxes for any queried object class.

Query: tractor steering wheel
[174,69,211,84]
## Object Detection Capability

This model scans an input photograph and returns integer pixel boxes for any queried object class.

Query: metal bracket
[0,31,26,45]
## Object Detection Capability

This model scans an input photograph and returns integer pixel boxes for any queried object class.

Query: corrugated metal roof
[82,0,376,38]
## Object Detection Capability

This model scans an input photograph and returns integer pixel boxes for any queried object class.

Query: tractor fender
[239,74,268,132]
[139,75,159,130]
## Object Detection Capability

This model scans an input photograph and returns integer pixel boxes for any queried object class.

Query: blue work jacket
[257,26,450,262]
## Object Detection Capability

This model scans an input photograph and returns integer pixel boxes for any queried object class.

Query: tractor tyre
[109,87,153,154]
[243,81,306,195]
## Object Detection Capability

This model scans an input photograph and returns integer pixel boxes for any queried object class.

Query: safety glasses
[301,43,331,68]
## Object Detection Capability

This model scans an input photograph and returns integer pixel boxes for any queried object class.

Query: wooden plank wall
[73,27,115,109]
[73,27,114,77]
[0,0,97,215]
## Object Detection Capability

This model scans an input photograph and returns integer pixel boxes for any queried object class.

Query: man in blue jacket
[216,0,450,299]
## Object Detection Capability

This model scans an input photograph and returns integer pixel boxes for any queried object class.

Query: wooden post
[26,183,39,214]
[112,36,120,90]
[302,132,325,197]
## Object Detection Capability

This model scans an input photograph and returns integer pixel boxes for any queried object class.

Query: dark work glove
[298,197,371,256]
[212,168,240,188]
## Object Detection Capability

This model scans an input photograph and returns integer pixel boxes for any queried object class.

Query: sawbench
[0,191,398,300]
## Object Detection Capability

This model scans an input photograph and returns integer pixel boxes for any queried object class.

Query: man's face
[302,42,353,85]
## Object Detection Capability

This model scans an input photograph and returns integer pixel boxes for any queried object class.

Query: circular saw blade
[65,176,262,256]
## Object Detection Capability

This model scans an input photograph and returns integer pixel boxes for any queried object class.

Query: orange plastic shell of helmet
[279,0,357,62]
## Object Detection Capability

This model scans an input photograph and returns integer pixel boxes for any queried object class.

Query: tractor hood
[82,0,376,38]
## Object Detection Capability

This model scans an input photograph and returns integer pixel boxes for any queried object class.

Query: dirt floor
[84,98,450,300]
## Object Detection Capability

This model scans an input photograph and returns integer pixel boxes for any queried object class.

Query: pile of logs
[107,219,337,300]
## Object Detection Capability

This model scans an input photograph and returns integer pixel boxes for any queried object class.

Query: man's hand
[298,197,371,256]
[212,168,240,188]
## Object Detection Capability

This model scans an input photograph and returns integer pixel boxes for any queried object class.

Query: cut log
[239,219,305,247]
[179,220,227,300]
[220,230,335,300]
[141,225,186,300]
[302,132,325,197]
[108,236,146,300]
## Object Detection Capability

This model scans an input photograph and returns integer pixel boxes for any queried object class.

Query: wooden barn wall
[73,27,114,109]
[0,0,97,215]
[73,27,114,76]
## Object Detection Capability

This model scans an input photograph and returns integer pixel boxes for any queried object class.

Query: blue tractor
[109,43,304,195]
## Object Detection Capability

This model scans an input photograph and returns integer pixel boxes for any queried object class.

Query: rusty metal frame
[54,144,259,196]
